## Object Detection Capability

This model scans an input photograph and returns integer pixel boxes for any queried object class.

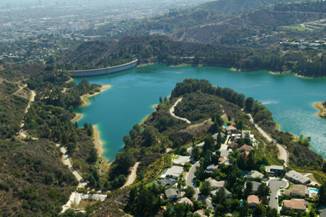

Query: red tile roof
[283,199,306,211]
[247,195,260,205]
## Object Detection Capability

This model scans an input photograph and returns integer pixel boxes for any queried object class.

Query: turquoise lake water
[76,64,326,160]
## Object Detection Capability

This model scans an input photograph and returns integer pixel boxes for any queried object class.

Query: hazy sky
[0,0,208,7]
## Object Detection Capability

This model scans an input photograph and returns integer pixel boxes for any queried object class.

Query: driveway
[268,179,288,210]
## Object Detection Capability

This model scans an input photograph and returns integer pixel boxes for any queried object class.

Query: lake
[76,64,326,160]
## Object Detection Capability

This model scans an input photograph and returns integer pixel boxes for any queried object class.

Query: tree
[257,183,270,204]
[164,203,192,217]
[143,126,158,147]
[192,146,201,161]
[185,186,195,199]
[244,182,253,197]
[245,97,255,113]
[67,143,76,155]
[253,204,267,217]
[126,184,162,217]
[203,136,215,153]
[212,188,225,205]
[319,183,326,205]
[200,181,211,196]
[210,115,224,133]
[87,148,97,164]
[236,120,244,130]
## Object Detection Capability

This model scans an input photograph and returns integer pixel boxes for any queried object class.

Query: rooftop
[161,166,184,179]
[165,188,179,200]
[265,165,284,173]
[173,155,191,166]
[283,185,307,197]
[245,170,264,179]
[205,178,225,189]
[247,195,260,205]
[246,181,262,192]
[285,170,310,184]
[283,199,307,211]
[239,144,253,152]
[177,197,193,206]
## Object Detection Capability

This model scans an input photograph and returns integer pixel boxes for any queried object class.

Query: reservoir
[75,64,326,160]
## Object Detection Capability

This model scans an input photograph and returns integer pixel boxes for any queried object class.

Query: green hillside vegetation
[62,33,326,77]
[0,139,75,217]
[0,64,105,216]
[0,80,28,138]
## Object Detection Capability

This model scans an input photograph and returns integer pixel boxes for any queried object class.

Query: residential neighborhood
[158,121,321,216]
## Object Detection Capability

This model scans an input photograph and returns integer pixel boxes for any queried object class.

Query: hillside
[88,79,325,217]
[63,0,326,77]
[92,0,309,36]
[0,64,105,216]
[0,139,75,217]
[171,1,326,45]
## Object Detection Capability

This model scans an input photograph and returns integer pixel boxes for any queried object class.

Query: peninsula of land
[314,102,326,118]
[80,84,111,107]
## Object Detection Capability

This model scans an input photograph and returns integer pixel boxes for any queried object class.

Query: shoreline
[92,124,111,175]
[72,113,83,123]
[80,84,111,107]
[92,124,104,157]
[314,102,326,118]
[137,62,155,68]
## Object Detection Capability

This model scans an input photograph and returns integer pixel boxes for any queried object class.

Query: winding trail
[169,98,191,124]
[247,114,288,167]
[122,162,140,188]
[18,89,37,140]
[12,84,106,213]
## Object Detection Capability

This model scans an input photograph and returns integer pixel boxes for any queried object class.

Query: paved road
[247,114,288,166]
[186,161,200,199]
[268,179,288,210]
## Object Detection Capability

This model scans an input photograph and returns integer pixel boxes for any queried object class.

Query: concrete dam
[71,59,138,77]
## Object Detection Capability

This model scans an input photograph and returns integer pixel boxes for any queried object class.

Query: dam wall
[71,59,138,77]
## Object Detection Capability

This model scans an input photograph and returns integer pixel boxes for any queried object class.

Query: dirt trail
[122,162,140,188]
[169,98,191,124]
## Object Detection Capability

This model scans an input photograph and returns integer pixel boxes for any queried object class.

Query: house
[205,178,225,190]
[211,188,232,198]
[239,144,253,157]
[245,181,262,193]
[159,177,177,187]
[239,144,253,152]
[165,188,181,200]
[242,130,256,143]
[285,170,311,185]
[194,209,208,217]
[265,165,284,176]
[247,195,260,207]
[160,166,184,186]
[226,125,238,134]
[218,156,228,165]
[228,142,240,149]
[177,197,193,206]
[173,155,191,166]
[161,166,184,179]
[205,196,213,209]
[282,199,307,212]
[205,164,219,174]
[283,185,307,198]
[245,170,264,180]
